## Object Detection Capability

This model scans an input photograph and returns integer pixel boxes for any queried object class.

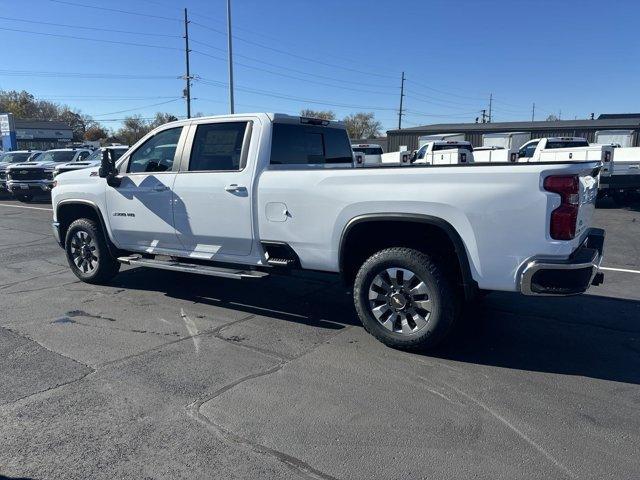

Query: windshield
[433,143,473,152]
[0,152,33,163]
[38,151,78,163]
[546,140,590,149]
[352,147,383,155]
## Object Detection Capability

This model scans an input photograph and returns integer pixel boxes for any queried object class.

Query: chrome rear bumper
[520,228,605,296]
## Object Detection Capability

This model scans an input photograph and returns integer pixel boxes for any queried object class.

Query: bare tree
[343,112,382,139]
[300,109,336,121]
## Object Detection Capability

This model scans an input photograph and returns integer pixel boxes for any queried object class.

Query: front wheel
[65,218,120,284]
[353,247,458,350]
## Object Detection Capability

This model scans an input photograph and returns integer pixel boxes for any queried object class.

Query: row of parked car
[0,145,129,202]
[352,132,640,203]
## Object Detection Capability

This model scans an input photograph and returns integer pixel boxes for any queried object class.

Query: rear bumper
[520,228,605,296]
[7,180,54,192]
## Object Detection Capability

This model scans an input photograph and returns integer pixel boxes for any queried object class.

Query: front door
[172,120,254,259]
[105,126,185,253]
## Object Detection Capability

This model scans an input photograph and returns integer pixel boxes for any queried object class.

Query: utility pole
[488,93,493,123]
[398,71,405,129]
[531,102,535,122]
[227,0,235,114]
[183,8,192,119]
[559,109,562,120]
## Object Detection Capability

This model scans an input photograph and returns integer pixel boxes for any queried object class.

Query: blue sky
[1,0,639,132]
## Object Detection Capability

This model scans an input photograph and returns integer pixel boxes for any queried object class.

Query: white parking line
[600,266,640,275]
[0,203,52,212]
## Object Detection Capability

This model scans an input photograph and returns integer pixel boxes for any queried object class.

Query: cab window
[518,140,539,159]
[416,145,428,159]
[128,127,182,173]
[188,122,249,171]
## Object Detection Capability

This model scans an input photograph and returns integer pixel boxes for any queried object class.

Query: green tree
[300,109,336,121]
[343,112,382,139]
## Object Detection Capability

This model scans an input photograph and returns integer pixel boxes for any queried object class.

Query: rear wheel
[65,218,120,284]
[353,247,458,350]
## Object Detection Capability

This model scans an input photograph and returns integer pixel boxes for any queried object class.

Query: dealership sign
[0,113,17,151]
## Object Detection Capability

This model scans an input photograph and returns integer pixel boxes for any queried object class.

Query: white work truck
[351,143,383,165]
[418,133,465,147]
[412,140,474,164]
[474,132,531,163]
[50,114,605,350]
[517,137,613,178]
[593,130,640,203]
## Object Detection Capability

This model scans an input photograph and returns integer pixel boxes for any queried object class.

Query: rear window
[546,140,589,149]
[432,143,473,152]
[270,123,353,165]
[352,147,383,155]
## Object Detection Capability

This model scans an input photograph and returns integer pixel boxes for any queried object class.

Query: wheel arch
[56,200,118,255]
[338,213,477,300]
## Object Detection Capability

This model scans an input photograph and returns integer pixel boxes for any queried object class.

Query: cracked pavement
[0,197,639,480]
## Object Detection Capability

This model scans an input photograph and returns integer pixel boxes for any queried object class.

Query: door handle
[153,185,169,192]
[225,184,245,192]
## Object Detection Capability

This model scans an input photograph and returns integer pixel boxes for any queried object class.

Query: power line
[405,79,487,102]
[190,40,394,90]
[92,98,182,117]
[0,15,180,37]
[0,69,179,80]
[191,49,395,96]
[0,26,181,51]
[198,78,397,111]
[47,0,181,22]
[190,20,397,80]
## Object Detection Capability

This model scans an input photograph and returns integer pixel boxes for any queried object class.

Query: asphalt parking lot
[0,196,638,480]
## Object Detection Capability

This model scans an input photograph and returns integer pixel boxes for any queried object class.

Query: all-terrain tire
[65,218,120,284]
[353,247,458,350]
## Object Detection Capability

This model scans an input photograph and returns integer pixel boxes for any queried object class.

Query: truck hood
[55,160,101,171]
[7,161,60,170]
[55,165,100,182]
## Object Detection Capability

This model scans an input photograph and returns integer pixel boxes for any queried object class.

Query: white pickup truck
[351,143,383,165]
[50,114,605,350]
[412,140,474,164]
[474,132,531,163]
[592,130,640,203]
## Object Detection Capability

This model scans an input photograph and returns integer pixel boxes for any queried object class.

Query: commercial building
[1,113,73,151]
[387,114,640,152]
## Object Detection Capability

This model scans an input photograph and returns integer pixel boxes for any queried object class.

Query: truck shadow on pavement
[112,268,640,385]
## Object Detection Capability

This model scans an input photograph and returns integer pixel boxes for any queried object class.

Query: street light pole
[227,0,235,114]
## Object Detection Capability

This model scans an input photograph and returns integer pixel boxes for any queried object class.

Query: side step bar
[117,255,269,280]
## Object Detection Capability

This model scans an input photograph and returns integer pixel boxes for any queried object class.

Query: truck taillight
[510,152,517,162]
[460,152,467,163]
[604,150,611,162]
[544,175,579,240]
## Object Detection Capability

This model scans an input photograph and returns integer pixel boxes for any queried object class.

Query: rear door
[172,119,255,259]
[105,126,187,252]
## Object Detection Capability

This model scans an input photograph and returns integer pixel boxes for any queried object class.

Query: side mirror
[99,149,121,187]
[410,151,418,163]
